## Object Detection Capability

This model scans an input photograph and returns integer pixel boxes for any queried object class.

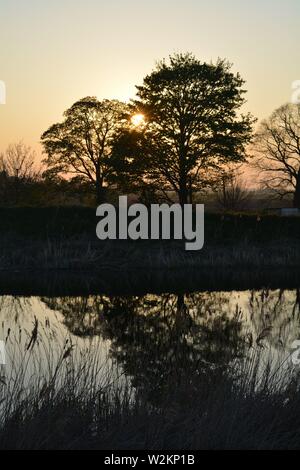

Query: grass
[0,205,300,271]
[1,319,300,449]
[1,235,300,271]
[1,206,300,449]
[1,206,300,241]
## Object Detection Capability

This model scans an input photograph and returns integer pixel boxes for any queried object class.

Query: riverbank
[1,206,300,272]
[1,267,300,297]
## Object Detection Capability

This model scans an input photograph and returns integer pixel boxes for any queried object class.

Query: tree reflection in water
[41,293,247,403]
[2,289,300,407]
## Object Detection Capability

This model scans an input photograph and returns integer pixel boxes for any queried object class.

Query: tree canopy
[111,53,255,205]
[41,97,129,203]
[252,103,300,208]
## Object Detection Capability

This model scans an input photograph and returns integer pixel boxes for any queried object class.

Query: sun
[131,113,145,127]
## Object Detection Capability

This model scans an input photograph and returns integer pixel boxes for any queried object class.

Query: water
[1,287,300,397]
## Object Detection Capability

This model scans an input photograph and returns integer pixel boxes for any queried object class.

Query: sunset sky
[0,0,299,158]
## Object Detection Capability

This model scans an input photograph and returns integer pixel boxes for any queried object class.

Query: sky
[0,0,299,159]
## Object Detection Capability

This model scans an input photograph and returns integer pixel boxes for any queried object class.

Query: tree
[41,292,246,405]
[0,141,38,180]
[216,169,251,211]
[0,142,40,204]
[252,103,300,208]
[41,97,129,203]
[111,53,255,205]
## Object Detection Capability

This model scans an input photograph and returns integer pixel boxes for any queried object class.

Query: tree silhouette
[111,53,255,205]
[0,142,38,180]
[41,97,129,203]
[216,169,251,211]
[0,142,41,204]
[39,288,300,406]
[252,104,300,208]
[41,292,246,405]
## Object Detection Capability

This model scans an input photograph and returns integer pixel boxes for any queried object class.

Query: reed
[0,320,300,449]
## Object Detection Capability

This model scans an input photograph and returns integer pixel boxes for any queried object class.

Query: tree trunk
[188,176,193,204]
[96,179,105,205]
[293,171,300,209]
[95,166,106,205]
[179,177,188,207]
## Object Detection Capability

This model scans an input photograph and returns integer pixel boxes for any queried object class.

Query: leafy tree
[41,97,129,203]
[41,292,246,405]
[252,104,300,208]
[111,53,255,205]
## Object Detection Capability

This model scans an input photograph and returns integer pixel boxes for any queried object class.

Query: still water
[1,288,300,396]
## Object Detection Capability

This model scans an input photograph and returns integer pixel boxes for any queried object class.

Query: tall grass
[1,236,300,271]
[1,320,300,449]
[1,207,300,271]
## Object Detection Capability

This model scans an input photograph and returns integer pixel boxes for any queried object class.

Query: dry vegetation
[1,320,300,449]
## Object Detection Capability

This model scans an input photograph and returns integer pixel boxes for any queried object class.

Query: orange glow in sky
[0,0,299,161]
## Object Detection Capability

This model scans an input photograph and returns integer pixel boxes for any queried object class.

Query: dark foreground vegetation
[1,206,300,271]
[0,333,299,450]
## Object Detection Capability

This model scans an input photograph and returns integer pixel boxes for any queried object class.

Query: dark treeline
[1,52,300,209]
